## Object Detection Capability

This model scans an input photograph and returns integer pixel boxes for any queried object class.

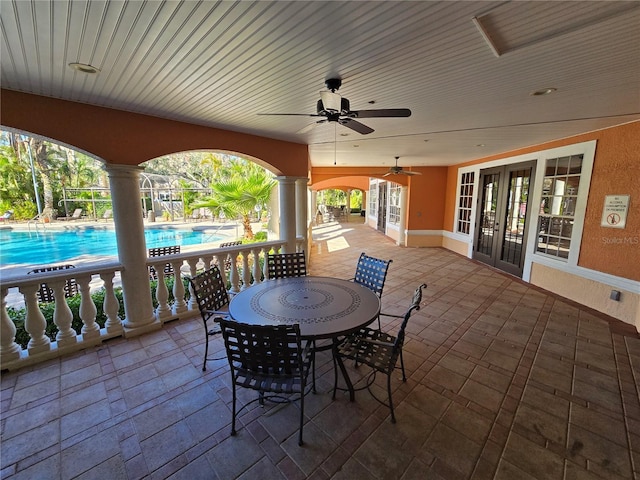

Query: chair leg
[399,350,406,382]
[332,351,338,400]
[299,382,305,446]
[387,373,396,424]
[202,329,209,372]
[311,341,317,394]
[231,383,237,435]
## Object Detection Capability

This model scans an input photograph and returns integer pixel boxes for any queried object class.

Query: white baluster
[100,272,122,334]
[263,247,270,281]
[154,265,171,320]
[49,280,77,347]
[77,275,100,340]
[241,250,251,289]
[229,253,241,293]
[172,260,187,315]
[251,247,262,285]
[0,288,21,362]
[186,259,199,311]
[19,284,51,354]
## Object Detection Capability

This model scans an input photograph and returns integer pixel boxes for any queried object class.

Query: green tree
[194,160,275,239]
[0,141,36,218]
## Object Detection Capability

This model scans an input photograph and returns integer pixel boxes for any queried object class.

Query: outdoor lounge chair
[58,208,83,221]
[27,264,78,303]
[218,240,242,272]
[0,210,13,222]
[101,209,112,221]
[148,245,180,280]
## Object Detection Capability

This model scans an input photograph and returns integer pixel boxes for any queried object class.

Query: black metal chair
[148,245,181,280]
[333,283,426,423]
[218,319,313,446]
[27,264,78,303]
[187,266,232,371]
[352,252,392,329]
[267,251,307,279]
[218,240,242,272]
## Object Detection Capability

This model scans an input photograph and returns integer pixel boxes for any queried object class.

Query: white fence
[0,239,298,371]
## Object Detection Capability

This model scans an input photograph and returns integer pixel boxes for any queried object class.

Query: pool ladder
[27,213,49,232]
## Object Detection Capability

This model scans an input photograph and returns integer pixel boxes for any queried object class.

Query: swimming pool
[0,227,223,266]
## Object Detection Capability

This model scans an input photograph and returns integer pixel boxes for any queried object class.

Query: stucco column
[362,191,367,223]
[346,189,352,221]
[295,178,309,241]
[398,186,408,246]
[310,190,318,225]
[105,164,158,333]
[276,176,297,253]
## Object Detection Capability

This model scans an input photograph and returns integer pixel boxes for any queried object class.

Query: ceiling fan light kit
[260,77,412,135]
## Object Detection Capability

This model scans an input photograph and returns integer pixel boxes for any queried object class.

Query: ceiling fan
[383,157,422,177]
[258,78,411,135]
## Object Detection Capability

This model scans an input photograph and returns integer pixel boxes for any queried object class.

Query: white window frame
[388,182,402,225]
[449,140,596,280]
[455,170,476,235]
[524,141,595,277]
[368,180,378,218]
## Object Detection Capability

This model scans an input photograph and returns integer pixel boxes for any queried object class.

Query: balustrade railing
[0,239,301,371]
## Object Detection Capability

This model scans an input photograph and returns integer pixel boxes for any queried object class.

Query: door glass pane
[477,173,499,256]
[501,168,530,266]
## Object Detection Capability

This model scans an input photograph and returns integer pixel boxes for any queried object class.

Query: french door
[473,162,535,277]
[377,182,387,232]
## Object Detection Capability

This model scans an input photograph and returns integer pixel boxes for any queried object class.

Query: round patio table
[228,276,381,400]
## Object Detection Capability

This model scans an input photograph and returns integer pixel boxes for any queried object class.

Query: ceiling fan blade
[257,113,321,117]
[297,119,326,134]
[400,170,422,176]
[351,108,412,119]
[339,118,374,135]
[382,172,393,177]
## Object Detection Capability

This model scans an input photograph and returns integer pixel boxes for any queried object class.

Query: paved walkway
[1,221,639,479]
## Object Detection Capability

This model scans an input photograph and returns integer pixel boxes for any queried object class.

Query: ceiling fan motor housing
[317,97,351,116]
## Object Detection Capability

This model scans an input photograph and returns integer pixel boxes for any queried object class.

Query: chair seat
[234,366,309,394]
[337,327,397,374]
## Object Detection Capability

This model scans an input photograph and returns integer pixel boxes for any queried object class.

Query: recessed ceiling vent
[472,2,640,57]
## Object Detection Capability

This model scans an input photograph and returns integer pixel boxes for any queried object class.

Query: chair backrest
[187,265,230,317]
[102,209,112,219]
[353,252,392,298]
[27,264,78,302]
[218,319,302,376]
[219,240,242,248]
[267,251,307,279]
[71,208,82,218]
[148,245,181,279]
[394,283,427,350]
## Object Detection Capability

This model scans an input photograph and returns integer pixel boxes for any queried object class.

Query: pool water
[0,227,222,266]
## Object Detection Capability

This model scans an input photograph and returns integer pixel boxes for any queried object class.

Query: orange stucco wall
[406,167,448,231]
[312,176,370,192]
[311,167,409,186]
[0,89,309,176]
[444,121,640,282]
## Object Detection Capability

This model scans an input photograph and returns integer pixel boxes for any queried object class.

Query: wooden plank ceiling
[1,1,639,169]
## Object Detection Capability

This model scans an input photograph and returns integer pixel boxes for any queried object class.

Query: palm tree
[194,161,275,239]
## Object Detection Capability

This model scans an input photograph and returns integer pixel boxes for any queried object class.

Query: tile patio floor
[1,220,639,479]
